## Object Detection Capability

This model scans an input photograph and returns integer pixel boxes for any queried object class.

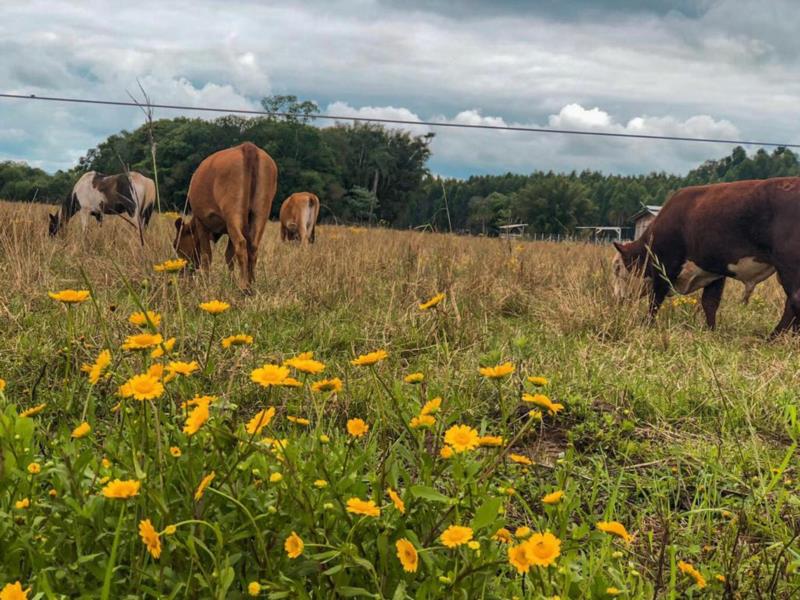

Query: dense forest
[2,95,800,234]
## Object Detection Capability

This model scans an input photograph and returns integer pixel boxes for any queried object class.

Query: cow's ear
[612,241,627,254]
[174,217,183,231]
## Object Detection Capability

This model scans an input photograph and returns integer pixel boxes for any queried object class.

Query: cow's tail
[242,142,277,240]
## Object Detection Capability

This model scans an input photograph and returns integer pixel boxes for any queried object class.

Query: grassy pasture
[0,200,798,598]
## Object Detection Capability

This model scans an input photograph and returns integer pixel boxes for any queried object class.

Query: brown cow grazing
[611,178,797,335]
[173,142,277,292]
[280,192,319,244]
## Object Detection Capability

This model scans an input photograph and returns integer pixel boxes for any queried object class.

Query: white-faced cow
[173,142,278,292]
[279,192,319,244]
[612,178,793,334]
[49,171,156,236]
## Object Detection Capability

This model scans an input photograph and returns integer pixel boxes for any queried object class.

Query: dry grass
[1,199,799,597]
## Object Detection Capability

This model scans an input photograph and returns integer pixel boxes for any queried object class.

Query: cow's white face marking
[611,253,652,299]
[727,257,775,286]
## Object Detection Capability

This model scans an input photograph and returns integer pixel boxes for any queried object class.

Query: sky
[1,0,799,177]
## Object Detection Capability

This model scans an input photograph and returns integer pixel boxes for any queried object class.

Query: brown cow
[279,192,319,244]
[173,142,277,291]
[611,178,798,335]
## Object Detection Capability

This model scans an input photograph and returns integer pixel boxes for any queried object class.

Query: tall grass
[0,200,798,598]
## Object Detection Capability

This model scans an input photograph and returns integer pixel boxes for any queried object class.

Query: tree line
[2,95,799,234]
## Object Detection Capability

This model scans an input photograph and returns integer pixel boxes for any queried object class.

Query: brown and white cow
[173,142,277,291]
[48,171,156,236]
[611,178,795,334]
[279,192,319,244]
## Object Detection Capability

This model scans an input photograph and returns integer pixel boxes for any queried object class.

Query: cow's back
[651,177,800,269]
[188,143,277,233]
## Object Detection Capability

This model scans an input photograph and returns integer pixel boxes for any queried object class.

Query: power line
[2,91,799,149]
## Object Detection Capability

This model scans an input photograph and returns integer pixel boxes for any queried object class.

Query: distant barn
[630,205,661,240]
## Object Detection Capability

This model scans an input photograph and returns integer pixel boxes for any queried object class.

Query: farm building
[630,205,661,239]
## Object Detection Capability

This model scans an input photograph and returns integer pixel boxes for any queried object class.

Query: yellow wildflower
[314,479,328,488]
[170,446,182,457]
[387,488,405,514]
[410,414,435,428]
[48,289,90,304]
[493,528,513,544]
[419,292,445,310]
[15,498,30,510]
[119,373,164,401]
[101,479,141,499]
[122,332,164,351]
[151,337,176,359]
[284,357,325,374]
[311,378,343,393]
[247,581,261,596]
[287,415,310,426]
[0,582,29,600]
[166,360,199,377]
[346,497,381,517]
[27,463,40,475]
[522,393,564,414]
[71,422,91,439]
[153,258,187,273]
[396,538,418,573]
[269,472,283,483]
[509,453,532,466]
[199,300,230,314]
[542,490,565,505]
[444,424,480,453]
[19,403,46,418]
[440,525,473,548]
[420,397,442,415]
[246,407,276,435]
[478,435,504,447]
[221,334,253,348]
[194,472,215,501]
[84,349,111,385]
[128,310,161,328]
[678,560,707,589]
[527,376,549,386]
[440,445,454,459]
[404,372,424,384]
[183,401,210,436]
[285,531,304,558]
[479,362,514,379]
[139,519,161,559]
[250,364,289,387]
[597,521,633,544]
[347,418,369,438]
[351,350,388,366]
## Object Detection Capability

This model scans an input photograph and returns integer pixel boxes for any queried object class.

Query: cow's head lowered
[611,240,652,299]
[172,217,204,270]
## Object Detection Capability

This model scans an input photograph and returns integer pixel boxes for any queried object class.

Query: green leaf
[338,587,377,598]
[391,581,407,600]
[410,485,451,504]
[470,497,503,531]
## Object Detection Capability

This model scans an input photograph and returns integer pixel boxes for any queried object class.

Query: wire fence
[2,92,800,148]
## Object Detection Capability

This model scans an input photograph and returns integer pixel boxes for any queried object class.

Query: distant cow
[611,178,798,334]
[173,142,277,291]
[48,171,156,236]
[280,192,319,244]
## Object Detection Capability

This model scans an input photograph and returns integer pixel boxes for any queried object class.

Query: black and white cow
[48,171,156,236]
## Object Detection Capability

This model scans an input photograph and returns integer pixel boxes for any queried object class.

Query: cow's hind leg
[700,278,725,330]
[224,239,236,271]
[770,265,800,338]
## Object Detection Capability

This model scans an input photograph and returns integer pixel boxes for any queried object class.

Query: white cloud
[1,0,799,175]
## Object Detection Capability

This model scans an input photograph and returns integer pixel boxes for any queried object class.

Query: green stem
[101,503,126,600]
